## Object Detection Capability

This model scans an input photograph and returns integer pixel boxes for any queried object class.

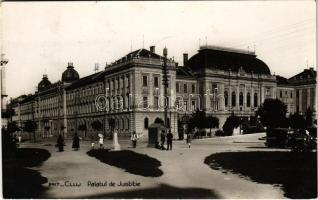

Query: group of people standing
[56,133,80,152]
[55,130,191,152]
[160,129,173,150]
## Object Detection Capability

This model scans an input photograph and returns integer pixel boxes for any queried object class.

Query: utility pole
[162,47,169,129]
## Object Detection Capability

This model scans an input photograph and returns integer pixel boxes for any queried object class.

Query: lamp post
[162,47,168,129]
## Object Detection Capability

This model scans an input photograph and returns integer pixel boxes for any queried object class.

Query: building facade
[277,68,316,116]
[9,45,316,139]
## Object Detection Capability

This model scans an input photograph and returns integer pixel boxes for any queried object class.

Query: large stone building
[8,45,316,139]
[276,68,316,116]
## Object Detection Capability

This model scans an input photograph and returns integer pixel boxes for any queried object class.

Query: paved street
[21,133,287,198]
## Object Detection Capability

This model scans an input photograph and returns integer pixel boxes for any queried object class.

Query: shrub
[289,113,306,129]
[256,99,288,128]
[222,115,240,136]
[215,130,225,136]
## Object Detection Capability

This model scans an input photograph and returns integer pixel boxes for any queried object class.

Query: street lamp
[162,47,168,129]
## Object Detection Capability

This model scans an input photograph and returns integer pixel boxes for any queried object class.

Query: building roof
[187,46,271,75]
[66,71,106,90]
[125,48,162,60]
[62,63,80,83]
[38,75,52,91]
[276,75,290,85]
[289,68,316,81]
[176,66,195,79]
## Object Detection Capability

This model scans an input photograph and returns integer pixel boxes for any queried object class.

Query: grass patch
[80,183,220,199]
[87,149,163,177]
[204,151,317,199]
[3,148,51,198]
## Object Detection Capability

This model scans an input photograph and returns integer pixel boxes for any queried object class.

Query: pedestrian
[186,132,192,148]
[18,134,22,145]
[72,133,80,151]
[131,131,138,148]
[12,134,18,148]
[166,129,173,150]
[90,135,95,149]
[160,130,166,150]
[113,130,121,151]
[56,134,64,152]
[99,134,104,149]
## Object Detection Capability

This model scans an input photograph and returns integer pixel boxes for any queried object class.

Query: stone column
[63,89,67,137]
[229,84,232,112]
[272,87,277,99]
[203,80,211,111]
[251,87,254,108]
[299,89,303,114]
[218,83,225,111]
[243,85,247,108]
[307,88,311,109]
[236,86,239,110]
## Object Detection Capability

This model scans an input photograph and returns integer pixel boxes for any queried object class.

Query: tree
[289,113,306,129]
[206,116,219,136]
[222,114,240,136]
[24,120,37,142]
[7,121,20,134]
[256,99,287,129]
[188,109,206,131]
[305,107,314,127]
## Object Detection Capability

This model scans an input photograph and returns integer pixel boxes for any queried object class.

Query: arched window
[224,91,228,107]
[167,118,170,128]
[126,118,130,130]
[254,93,258,107]
[247,92,251,107]
[231,92,236,107]
[121,118,124,129]
[144,117,149,129]
[239,92,244,106]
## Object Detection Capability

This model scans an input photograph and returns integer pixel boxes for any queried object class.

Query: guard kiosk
[148,123,166,147]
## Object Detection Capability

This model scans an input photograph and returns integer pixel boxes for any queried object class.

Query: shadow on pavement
[204,151,317,199]
[87,149,163,177]
[3,148,51,198]
[79,183,220,199]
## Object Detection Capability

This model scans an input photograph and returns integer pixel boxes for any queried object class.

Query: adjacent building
[8,45,316,139]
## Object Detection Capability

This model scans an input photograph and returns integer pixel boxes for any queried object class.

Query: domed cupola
[62,62,80,83]
[38,74,51,91]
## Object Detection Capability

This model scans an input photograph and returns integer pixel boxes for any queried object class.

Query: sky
[1,1,316,99]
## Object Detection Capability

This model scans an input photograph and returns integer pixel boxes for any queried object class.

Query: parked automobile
[288,129,317,152]
[265,128,292,148]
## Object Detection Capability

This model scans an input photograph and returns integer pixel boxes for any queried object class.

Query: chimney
[150,46,155,53]
[183,53,188,67]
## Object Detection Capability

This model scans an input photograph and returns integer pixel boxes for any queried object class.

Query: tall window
[224,91,228,107]
[154,96,159,109]
[231,92,236,107]
[144,117,149,129]
[191,100,196,111]
[280,90,282,98]
[176,83,179,93]
[143,76,148,87]
[239,92,244,106]
[154,77,159,88]
[247,92,251,107]
[184,84,187,93]
[143,96,148,108]
[192,84,195,93]
[254,93,258,107]
[290,91,293,98]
